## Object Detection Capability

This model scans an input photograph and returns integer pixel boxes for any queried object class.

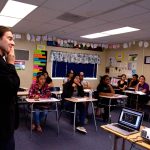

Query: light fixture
[0,15,21,27]
[81,27,140,39]
[0,0,37,27]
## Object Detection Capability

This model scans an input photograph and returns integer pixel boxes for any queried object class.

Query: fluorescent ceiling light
[0,0,37,27]
[81,33,109,39]
[0,15,21,27]
[81,26,140,39]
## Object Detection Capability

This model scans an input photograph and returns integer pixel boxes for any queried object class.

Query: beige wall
[15,39,105,89]
[105,42,150,84]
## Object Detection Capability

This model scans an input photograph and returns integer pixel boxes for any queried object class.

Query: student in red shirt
[29,72,51,132]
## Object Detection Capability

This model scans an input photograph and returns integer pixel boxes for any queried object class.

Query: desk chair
[25,101,59,137]
[50,87,62,100]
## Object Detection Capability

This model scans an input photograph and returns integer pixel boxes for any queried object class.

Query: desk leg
[91,101,97,131]
[136,95,138,110]
[55,102,59,135]
[113,135,119,150]
[30,104,33,138]
[108,99,111,123]
[73,103,77,134]
[122,139,125,150]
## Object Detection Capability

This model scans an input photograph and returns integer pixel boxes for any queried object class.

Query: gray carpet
[15,108,150,150]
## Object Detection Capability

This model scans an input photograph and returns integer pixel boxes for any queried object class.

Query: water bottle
[89,89,93,100]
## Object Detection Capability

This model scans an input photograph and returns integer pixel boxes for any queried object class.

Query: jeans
[0,134,15,150]
[33,109,48,125]
[64,101,86,126]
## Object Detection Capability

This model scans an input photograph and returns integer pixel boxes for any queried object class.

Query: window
[51,51,100,78]
[52,61,97,78]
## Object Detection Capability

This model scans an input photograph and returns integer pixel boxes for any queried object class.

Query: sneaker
[76,126,87,134]
[37,125,43,133]
[32,124,36,130]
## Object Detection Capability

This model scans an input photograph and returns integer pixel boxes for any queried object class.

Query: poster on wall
[128,54,138,61]
[15,60,25,70]
[115,52,124,61]
[33,50,47,82]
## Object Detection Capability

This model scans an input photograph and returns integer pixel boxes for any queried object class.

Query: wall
[15,38,105,89]
[105,42,150,84]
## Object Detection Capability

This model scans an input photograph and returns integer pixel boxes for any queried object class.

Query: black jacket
[0,56,20,140]
[62,81,84,98]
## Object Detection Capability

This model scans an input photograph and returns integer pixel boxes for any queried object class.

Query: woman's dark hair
[42,70,52,84]
[139,75,145,80]
[100,75,110,84]
[133,74,138,78]
[0,26,12,39]
[43,70,48,75]
[66,70,74,77]
[36,72,45,83]
[121,74,126,77]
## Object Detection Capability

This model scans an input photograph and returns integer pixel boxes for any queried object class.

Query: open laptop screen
[118,108,143,130]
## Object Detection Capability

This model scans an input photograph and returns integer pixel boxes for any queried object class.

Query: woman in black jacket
[0,26,20,150]
[62,74,87,133]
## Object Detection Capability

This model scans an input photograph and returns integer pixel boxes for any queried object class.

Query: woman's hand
[34,95,39,99]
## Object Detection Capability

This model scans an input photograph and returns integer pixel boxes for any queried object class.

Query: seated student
[135,75,149,109]
[28,72,51,132]
[79,71,91,123]
[43,70,54,88]
[96,75,115,122]
[62,74,87,133]
[117,74,127,93]
[128,74,139,88]
[79,72,91,89]
[63,70,74,84]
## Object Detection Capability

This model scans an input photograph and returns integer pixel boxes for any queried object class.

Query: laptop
[105,108,144,136]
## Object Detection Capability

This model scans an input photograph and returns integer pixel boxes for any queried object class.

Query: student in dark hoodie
[62,74,87,133]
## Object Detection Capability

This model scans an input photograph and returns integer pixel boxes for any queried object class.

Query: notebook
[105,108,144,136]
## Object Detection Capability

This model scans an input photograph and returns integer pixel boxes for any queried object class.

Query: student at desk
[63,69,74,84]
[135,75,149,109]
[43,70,54,88]
[128,74,139,88]
[117,74,127,94]
[96,75,115,122]
[29,72,51,132]
[62,74,87,133]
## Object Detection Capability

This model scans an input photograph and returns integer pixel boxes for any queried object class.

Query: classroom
[0,0,150,150]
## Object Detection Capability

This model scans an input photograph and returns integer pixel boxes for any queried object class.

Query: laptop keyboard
[114,124,134,132]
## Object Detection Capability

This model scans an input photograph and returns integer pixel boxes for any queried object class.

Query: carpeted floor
[15,107,150,150]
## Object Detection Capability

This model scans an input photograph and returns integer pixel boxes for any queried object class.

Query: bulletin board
[32,50,47,82]
[106,53,138,77]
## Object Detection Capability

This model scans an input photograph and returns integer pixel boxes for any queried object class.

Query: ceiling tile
[114,12,150,26]
[14,0,46,6]
[25,7,63,23]
[94,5,148,22]
[12,20,39,33]
[48,19,73,26]
[71,0,125,17]
[136,0,150,10]
[42,0,90,12]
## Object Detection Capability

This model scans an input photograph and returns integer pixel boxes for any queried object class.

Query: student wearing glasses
[28,72,51,132]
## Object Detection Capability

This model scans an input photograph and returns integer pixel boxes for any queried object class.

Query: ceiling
[1,0,150,43]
